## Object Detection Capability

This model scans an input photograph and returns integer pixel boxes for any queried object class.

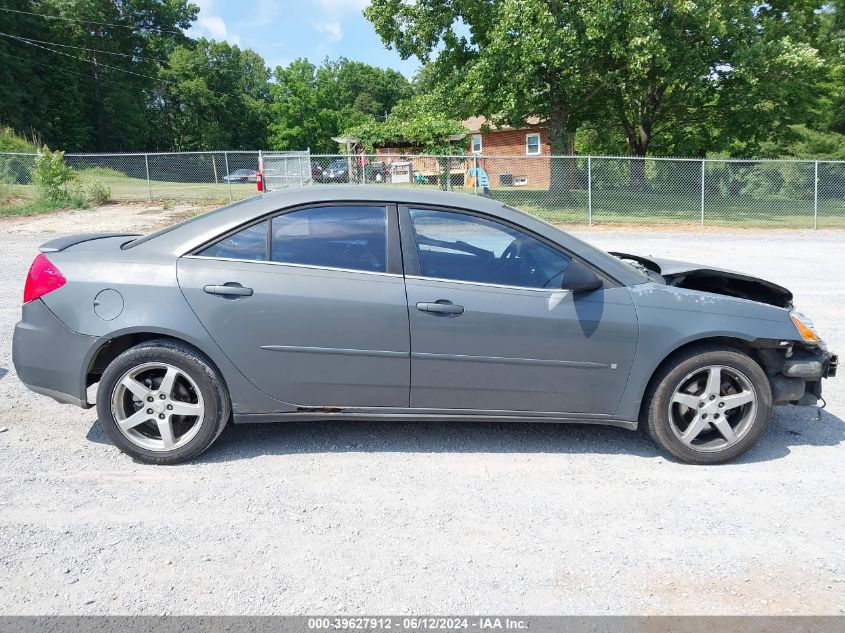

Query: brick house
[369,116,554,189]
[463,116,552,189]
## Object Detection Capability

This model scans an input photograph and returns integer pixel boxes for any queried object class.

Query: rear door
[400,206,638,415]
[177,203,410,408]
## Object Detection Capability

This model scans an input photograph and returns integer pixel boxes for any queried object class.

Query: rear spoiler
[39,233,141,253]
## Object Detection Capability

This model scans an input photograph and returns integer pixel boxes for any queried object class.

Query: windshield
[499,203,649,283]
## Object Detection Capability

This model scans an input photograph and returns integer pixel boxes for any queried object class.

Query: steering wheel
[500,238,543,285]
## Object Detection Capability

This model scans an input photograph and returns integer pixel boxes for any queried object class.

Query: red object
[256,171,263,192]
[23,253,66,304]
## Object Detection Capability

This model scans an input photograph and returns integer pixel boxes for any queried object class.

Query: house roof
[462,116,544,133]
[335,134,467,149]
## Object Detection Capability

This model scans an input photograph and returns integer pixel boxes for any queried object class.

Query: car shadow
[85,405,845,465]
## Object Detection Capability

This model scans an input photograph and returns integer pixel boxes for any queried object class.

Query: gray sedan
[12,187,838,464]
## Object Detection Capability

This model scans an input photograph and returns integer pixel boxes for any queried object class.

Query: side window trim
[397,204,422,277]
[398,204,614,289]
[190,201,401,276]
[184,254,403,278]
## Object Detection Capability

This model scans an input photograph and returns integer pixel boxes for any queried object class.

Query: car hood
[610,252,793,309]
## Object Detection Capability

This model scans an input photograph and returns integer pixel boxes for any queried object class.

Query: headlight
[790,310,820,343]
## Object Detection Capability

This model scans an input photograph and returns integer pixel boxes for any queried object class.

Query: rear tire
[96,339,230,464]
[643,345,772,464]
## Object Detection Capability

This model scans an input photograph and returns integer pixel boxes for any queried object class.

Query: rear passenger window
[198,220,267,260]
[271,206,387,273]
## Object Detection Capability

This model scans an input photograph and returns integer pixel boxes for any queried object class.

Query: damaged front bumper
[760,343,838,406]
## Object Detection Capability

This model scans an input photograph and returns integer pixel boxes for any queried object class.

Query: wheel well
[86,333,210,387]
[637,336,759,422]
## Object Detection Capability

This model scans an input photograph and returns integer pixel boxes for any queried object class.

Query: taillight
[23,253,66,304]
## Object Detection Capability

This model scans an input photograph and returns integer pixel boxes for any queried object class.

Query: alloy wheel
[110,362,205,452]
[668,364,758,453]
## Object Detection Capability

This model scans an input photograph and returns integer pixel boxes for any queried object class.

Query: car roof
[265,185,505,208]
[130,185,644,285]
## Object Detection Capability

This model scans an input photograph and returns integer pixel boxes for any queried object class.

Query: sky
[187,0,423,78]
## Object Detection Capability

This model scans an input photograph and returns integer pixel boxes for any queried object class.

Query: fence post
[144,153,152,202]
[587,156,593,226]
[814,160,819,230]
[472,154,478,195]
[700,159,705,226]
[224,152,232,202]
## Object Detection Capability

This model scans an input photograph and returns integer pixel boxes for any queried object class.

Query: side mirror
[562,260,603,293]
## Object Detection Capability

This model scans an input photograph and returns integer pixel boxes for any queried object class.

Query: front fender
[614,283,800,421]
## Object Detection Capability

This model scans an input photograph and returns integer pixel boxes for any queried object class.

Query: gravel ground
[0,206,843,615]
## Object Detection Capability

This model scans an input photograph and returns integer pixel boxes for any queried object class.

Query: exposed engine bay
[611,252,793,308]
[611,252,838,405]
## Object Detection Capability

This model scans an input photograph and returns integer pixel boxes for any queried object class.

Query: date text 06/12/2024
[306,617,528,630]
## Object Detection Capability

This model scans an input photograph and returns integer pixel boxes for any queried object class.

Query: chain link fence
[2,151,843,228]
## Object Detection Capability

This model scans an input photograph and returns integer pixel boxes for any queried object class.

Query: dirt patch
[0,202,213,235]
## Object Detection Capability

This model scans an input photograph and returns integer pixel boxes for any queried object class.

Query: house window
[471,134,482,154]
[526,133,541,156]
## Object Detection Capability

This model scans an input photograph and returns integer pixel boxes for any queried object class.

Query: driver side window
[409,209,572,289]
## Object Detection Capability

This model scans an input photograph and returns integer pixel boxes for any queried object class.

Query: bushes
[33,146,77,204]
[0,173,13,202]
[0,126,37,153]
[30,146,111,208]
[87,180,111,205]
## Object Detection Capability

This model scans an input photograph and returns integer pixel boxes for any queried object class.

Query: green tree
[814,0,845,135]
[0,0,89,147]
[365,0,618,198]
[153,39,271,150]
[42,0,196,149]
[268,59,336,152]
[594,1,733,159]
[366,0,829,172]
[346,95,466,153]
[717,35,824,157]
[591,1,823,182]
[268,57,412,153]
[0,0,196,150]
[344,94,466,189]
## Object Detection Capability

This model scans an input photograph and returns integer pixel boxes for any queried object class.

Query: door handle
[204,283,254,297]
[416,301,464,315]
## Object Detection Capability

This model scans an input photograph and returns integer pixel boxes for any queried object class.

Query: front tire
[644,346,772,464]
[96,339,230,464]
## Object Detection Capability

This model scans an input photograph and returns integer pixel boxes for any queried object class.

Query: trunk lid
[39,233,140,253]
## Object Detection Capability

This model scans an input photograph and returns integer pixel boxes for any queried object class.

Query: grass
[0,167,258,217]
[494,188,845,229]
[325,182,845,228]
[2,170,843,228]
[75,169,257,203]
[0,197,73,217]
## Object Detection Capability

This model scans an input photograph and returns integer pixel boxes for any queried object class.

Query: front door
[401,207,638,415]
[177,204,410,408]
